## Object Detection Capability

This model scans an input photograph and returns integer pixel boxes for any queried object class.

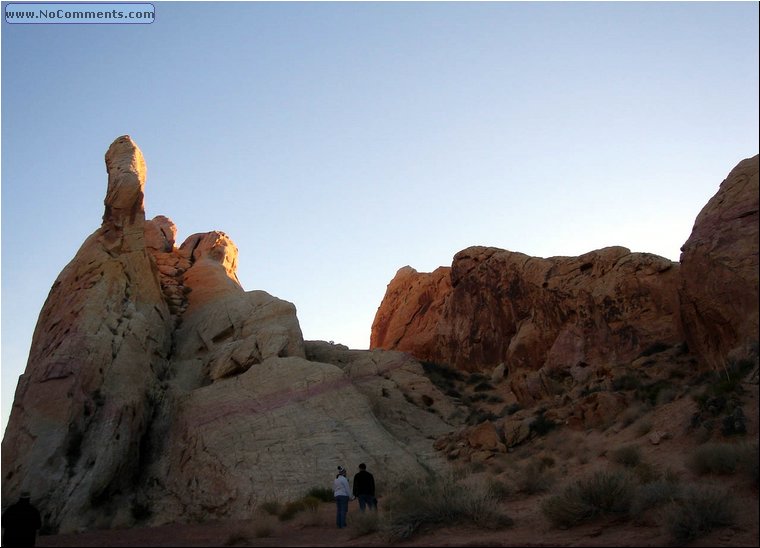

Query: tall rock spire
[1,136,172,533]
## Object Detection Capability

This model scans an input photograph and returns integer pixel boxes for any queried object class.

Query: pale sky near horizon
[1,1,758,435]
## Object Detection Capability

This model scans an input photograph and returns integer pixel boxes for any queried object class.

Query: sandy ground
[34,487,758,548]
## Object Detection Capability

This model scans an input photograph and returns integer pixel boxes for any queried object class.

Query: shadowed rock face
[2,136,455,533]
[679,155,759,368]
[372,155,759,403]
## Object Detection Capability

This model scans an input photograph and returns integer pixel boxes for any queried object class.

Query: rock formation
[1,136,457,533]
[679,155,759,369]
[3,137,757,534]
[372,155,759,405]
[1,136,174,532]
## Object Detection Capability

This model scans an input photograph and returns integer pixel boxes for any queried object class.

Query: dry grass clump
[382,473,513,542]
[629,477,681,519]
[515,457,556,495]
[609,444,642,468]
[349,510,381,538]
[667,485,735,543]
[687,441,742,475]
[541,469,635,528]
[258,498,281,516]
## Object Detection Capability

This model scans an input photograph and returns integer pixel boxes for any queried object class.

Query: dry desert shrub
[381,473,512,542]
[541,469,635,528]
[687,441,741,475]
[515,457,556,495]
[610,444,642,468]
[349,510,381,538]
[667,485,735,543]
[629,477,681,519]
[258,498,281,516]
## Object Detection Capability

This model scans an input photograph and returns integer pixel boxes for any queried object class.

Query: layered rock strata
[2,136,455,532]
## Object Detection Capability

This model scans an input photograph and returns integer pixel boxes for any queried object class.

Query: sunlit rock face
[1,136,173,532]
[372,246,682,405]
[679,155,759,369]
[372,156,760,403]
[2,136,455,533]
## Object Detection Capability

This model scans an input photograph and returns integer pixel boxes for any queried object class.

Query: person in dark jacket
[2,491,42,547]
[352,463,377,511]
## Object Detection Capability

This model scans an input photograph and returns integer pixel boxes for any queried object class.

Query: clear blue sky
[2,1,758,434]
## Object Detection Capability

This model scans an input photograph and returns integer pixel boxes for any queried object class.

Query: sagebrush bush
[687,442,740,475]
[629,479,680,518]
[541,470,635,528]
[610,444,641,468]
[667,485,735,543]
[258,499,281,516]
[516,458,555,495]
[736,441,759,486]
[278,499,306,521]
[382,473,512,542]
[349,510,381,538]
[305,486,334,502]
[487,479,513,501]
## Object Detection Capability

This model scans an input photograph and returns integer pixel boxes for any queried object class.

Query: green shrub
[130,500,152,521]
[466,372,489,385]
[612,373,641,391]
[473,381,495,392]
[638,342,671,358]
[541,470,635,528]
[259,499,281,516]
[501,403,521,416]
[629,479,680,518]
[636,380,674,406]
[530,410,556,436]
[610,444,641,468]
[487,479,513,501]
[737,441,759,486]
[382,474,512,542]
[305,486,334,502]
[300,495,320,511]
[349,510,380,538]
[516,459,555,495]
[223,532,251,546]
[687,442,740,475]
[277,499,306,521]
[667,486,735,543]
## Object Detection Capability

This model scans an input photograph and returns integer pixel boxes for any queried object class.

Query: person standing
[352,463,377,511]
[332,466,351,529]
[2,491,42,547]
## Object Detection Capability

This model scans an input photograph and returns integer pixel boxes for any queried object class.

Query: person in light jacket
[333,466,352,528]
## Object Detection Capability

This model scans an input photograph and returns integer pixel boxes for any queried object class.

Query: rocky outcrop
[371,155,759,404]
[679,155,759,368]
[2,136,458,533]
[373,246,682,404]
[1,136,173,532]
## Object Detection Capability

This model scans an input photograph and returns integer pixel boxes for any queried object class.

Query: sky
[1,1,758,436]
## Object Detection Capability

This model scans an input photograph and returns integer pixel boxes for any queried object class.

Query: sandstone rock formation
[1,136,173,532]
[679,155,759,369]
[371,155,759,406]
[1,136,457,533]
[372,247,683,405]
